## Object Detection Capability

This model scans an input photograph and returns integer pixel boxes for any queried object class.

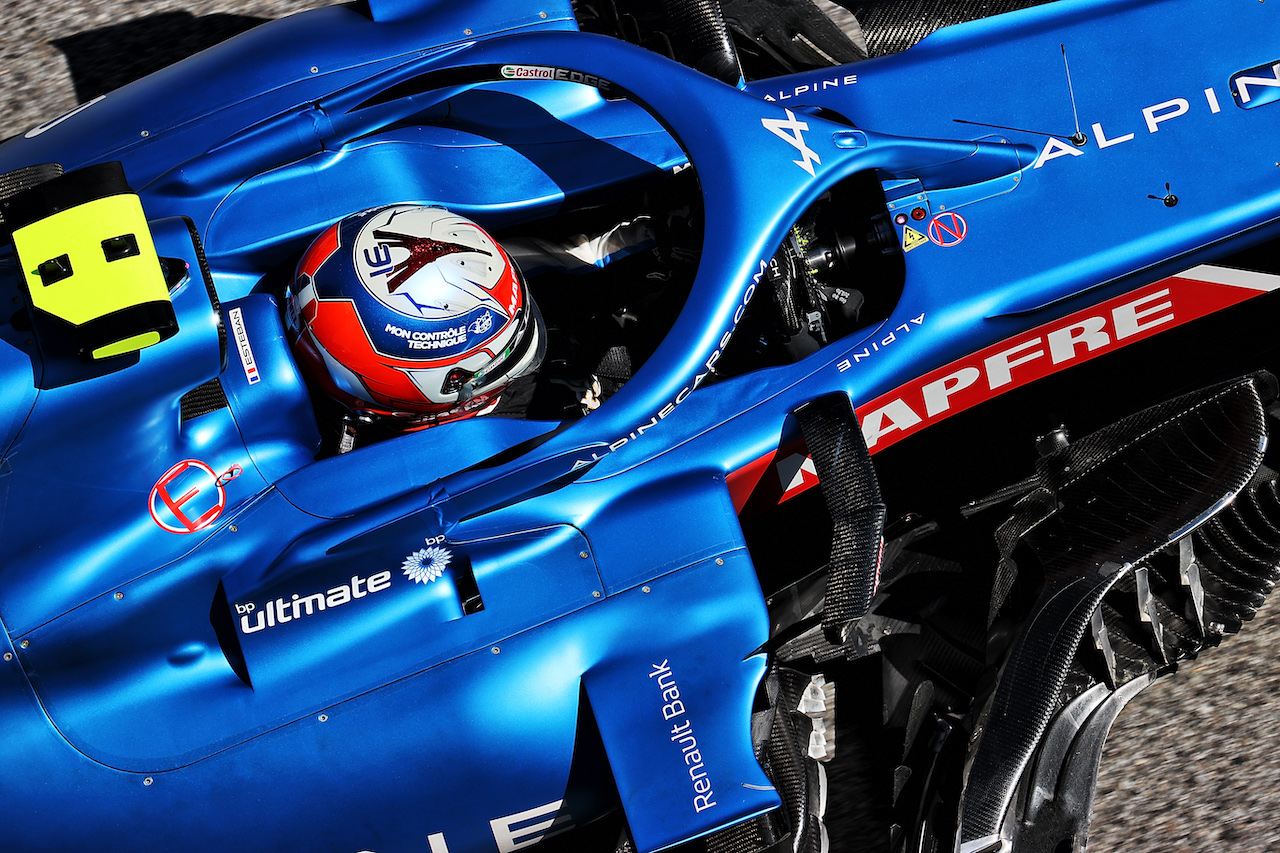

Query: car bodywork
[1,0,1279,851]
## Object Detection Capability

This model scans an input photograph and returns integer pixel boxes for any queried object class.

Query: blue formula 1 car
[2,0,1280,851]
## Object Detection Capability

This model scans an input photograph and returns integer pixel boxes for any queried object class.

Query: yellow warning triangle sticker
[902,226,928,252]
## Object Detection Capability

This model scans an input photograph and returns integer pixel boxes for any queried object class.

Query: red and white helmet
[287,205,545,424]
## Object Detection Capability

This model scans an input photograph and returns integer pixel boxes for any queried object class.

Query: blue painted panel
[220,295,322,482]
[10,524,765,851]
[195,85,681,285]
[583,551,778,853]
[0,2,577,181]
[273,413,559,519]
[0,221,246,634]
[23,504,604,770]
[3,627,601,853]
[584,468,749,594]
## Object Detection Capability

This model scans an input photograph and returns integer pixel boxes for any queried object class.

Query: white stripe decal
[1178,264,1280,292]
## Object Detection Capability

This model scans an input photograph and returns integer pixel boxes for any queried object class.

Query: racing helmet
[287,205,546,424]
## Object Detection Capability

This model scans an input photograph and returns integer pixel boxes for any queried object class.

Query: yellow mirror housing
[6,161,177,361]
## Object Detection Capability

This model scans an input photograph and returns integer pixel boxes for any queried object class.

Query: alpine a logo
[761,109,821,175]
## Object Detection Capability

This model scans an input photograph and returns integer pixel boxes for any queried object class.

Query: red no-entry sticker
[928,212,968,247]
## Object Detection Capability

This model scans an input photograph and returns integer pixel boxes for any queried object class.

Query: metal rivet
[592,590,601,598]
[491,646,500,654]
[464,28,473,35]
[20,640,28,649]
[143,777,154,787]
[642,586,651,594]
[3,653,11,662]
[229,525,238,533]
[579,551,589,559]
[540,11,547,17]
[310,66,319,74]
[140,130,149,138]
[114,591,124,600]
[715,558,724,566]
[318,714,328,722]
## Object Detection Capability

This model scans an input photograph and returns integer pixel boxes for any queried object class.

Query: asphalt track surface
[3,2,1278,850]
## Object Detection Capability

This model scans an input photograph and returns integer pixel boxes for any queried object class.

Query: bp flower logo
[402,545,452,583]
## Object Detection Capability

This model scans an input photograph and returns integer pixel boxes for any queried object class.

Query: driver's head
[286,205,545,427]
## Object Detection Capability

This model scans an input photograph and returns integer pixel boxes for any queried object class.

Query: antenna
[1061,44,1087,147]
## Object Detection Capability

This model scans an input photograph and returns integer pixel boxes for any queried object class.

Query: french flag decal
[229,307,260,385]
